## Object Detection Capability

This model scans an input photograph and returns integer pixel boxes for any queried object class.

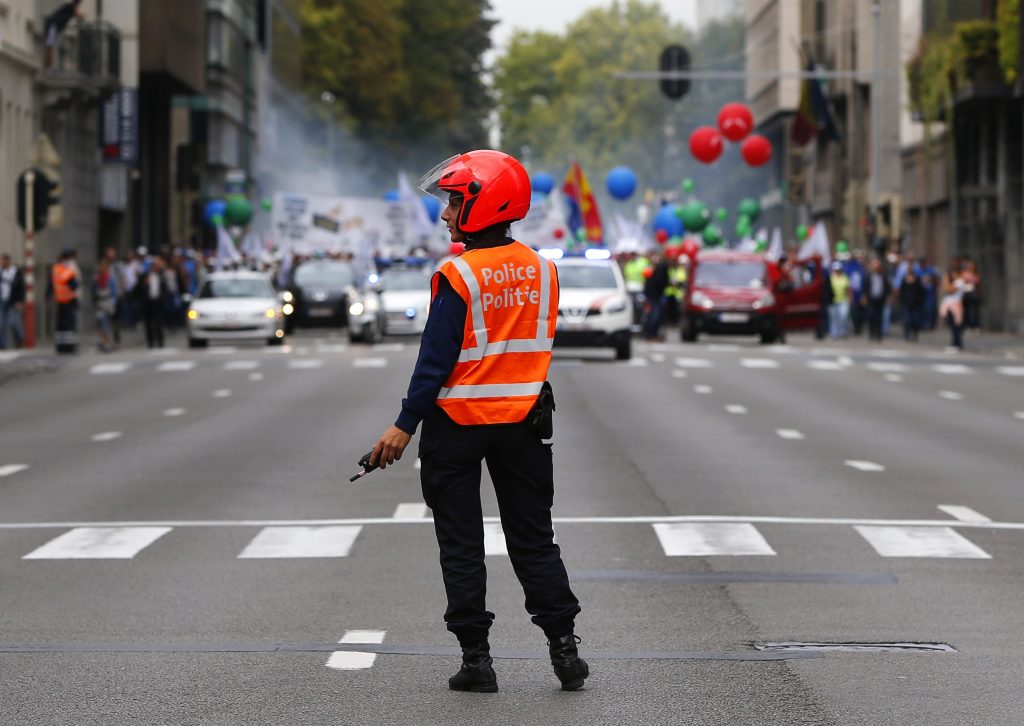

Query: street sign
[100,88,139,164]
[659,45,690,100]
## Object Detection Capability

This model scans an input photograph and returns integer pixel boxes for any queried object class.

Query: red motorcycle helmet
[419,150,531,233]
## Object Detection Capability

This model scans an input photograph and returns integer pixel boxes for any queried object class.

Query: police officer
[51,247,81,354]
[370,150,587,693]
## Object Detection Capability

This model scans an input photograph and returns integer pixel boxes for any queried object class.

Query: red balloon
[553,228,565,240]
[741,135,773,167]
[655,229,669,244]
[449,242,466,255]
[717,103,754,142]
[642,267,654,279]
[689,126,724,164]
[681,239,700,258]
[664,246,682,261]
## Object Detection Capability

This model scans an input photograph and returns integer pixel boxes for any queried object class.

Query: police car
[551,251,633,360]
[377,264,433,335]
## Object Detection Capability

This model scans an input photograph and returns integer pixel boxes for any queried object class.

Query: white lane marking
[353,358,388,368]
[157,361,195,372]
[776,429,805,440]
[326,630,387,670]
[933,364,972,375]
[937,505,992,523]
[872,349,907,359]
[90,362,130,374]
[740,358,779,369]
[653,523,776,556]
[0,351,24,362]
[208,346,239,355]
[288,359,323,370]
[650,352,666,363]
[725,404,748,415]
[854,525,990,559]
[316,344,349,354]
[1015,412,1024,421]
[372,343,405,352]
[0,464,29,477]
[163,408,186,417]
[671,369,688,379]
[237,525,362,558]
[763,345,793,354]
[23,526,172,559]
[707,344,740,353]
[212,389,232,398]
[675,357,713,368]
[693,384,713,394]
[845,460,886,472]
[884,374,904,383]
[997,366,1024,376]
[147,347,180,356]
[90,431,123,442]
[414,458,422,470]
[392,503,429,519]
[625,357,648,367]
[867,362,908,373]
[224,360,259,371]
[264,345,293,355]
[807,360,845,371]
[249,372,264,381]
[810,347,845,356]
[938,390,964,401]
[484,522,507,556]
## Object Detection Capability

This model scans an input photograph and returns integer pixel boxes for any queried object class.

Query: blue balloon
[382,189,400,202]
[531,172,555,195]
[204,199,226,223]
[606,166,637,200]
[653,204,684,237]
[421,195,442,223]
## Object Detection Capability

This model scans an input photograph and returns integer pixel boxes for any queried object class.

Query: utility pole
[23,170,37,349]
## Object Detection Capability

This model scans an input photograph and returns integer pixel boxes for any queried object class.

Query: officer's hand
[370,425,412,470]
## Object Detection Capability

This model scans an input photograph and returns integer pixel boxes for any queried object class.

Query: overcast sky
[488,0,698,54]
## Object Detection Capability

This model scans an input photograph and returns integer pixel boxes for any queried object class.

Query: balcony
[39,21,121,95]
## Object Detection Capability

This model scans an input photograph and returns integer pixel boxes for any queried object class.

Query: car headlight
[265,308,277,319]
[405,307,417,319]
[187,309,199,320]
[604,297,628,315]
[282,303,294,316]
[282,291,294,303]
[752,292,776,310]
[349,302,365,316]
[691,291,715,310]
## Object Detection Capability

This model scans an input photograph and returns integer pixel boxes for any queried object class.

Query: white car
[552,255,633,360]
[186,271,285,348]
[378,266,433,335]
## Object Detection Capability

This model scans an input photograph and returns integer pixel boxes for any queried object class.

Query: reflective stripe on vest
[435,242,557,425]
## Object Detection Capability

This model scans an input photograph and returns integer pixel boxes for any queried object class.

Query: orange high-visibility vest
[434,241,558,425]
[52,262,77,304]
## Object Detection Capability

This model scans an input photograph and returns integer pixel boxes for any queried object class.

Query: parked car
[680,249,824,344]
[186,271,284,347]
[553,254,633,360]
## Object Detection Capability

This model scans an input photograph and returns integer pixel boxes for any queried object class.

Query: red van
[681,249,825,344]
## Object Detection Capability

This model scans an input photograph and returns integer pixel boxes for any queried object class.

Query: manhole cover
[754,641,956,653]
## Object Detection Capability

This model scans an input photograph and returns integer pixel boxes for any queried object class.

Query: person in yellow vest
[51,247,81,354]
[829,261,852,338]
[663,255,687,326]
[370,150,587,694]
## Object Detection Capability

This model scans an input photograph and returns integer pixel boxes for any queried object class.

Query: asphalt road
[1,328,1023,725]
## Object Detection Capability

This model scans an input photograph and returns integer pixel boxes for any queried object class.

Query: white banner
[271,193,412,257]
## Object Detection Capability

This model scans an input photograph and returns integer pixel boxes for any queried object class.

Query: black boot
[548,634,589,691]
[448,641,498,693]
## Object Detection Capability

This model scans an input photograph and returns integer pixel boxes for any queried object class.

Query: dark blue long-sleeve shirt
[394,272,466,434]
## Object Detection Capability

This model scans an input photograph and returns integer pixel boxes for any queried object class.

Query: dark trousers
[946,311,964,349]
[643,297,664,339]
[419,409,581,646]
[851,300,866,335]
[55,301,78,353]
[903,307,922,341]
[867,300,885,341]
[142,302,164,348]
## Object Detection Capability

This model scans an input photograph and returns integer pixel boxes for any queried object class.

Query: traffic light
[16,168,61,232]
[659,44,690,100]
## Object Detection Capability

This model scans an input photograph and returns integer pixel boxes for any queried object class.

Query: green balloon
[836,240,849,253]
[681,178,695,194]
[680,201,711,232]
[702,224,722,246]
[225,194,254,226]
[211,214,225,227]
[738,198,761,221]
[716,207,728,222]
[796,224,809,241]
[735,215,752,238]
[261,197,273,212]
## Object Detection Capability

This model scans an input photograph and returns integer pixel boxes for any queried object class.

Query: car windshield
[694,261,766,288]
[199,278,273,299]
[381,269,431,291]
[294,261,354,288]
[556,264,617,289]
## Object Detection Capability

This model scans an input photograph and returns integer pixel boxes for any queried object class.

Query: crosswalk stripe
[807,360,846,371]
[867,362,908,372]
[938,390,964,401]
[0,464,29,477]
[674,357,712,368]
[157,361,195,372]
[650,353,666,363]
[207,346,239,355]
[372,343,405,352]
[163,408,186,417]
[353,358,388,368]
[725,404,748,414]
[884,374,904,383]
[237,525,362,558]
[845,460,885,472]
[776,429,805,440]
[671,369,688,378]
[997,366,1024,376]
[693,384,713,394]
[854,525,990,558]
[707,344,739,353]
[653,523,776,556]
[392,503,428,519]
[212,389,232,398]
[315,344,349,354]
[23,527,171,559]
[288,359,323,370]
[932,364,971,375]
[249,372,264,381]
[223,360,259,371]
[740,358,779,369]
[624,357,648,367]
[90,362,131,374]
[90,431,123,442]
[937,505,991,523]
[484,522,507,556]
[326,630,386,670]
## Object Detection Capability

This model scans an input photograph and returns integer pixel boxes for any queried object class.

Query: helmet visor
[418,154,462,203]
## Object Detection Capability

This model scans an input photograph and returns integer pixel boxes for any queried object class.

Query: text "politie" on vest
[479,262,541,312]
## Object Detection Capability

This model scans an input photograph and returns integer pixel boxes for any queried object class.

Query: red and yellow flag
[562,161,604,243]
